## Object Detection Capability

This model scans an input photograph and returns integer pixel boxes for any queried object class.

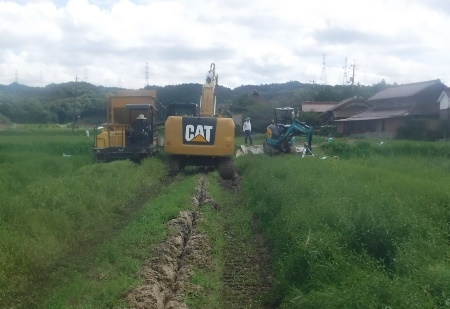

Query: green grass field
[237,141,450,308]
[1,127,450,308]
[0,127,173,308]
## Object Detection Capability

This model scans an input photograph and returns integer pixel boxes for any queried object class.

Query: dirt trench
[126,176,213,309]
[127,175,274,309]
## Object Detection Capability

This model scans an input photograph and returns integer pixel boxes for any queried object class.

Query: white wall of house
[438,92,449,110]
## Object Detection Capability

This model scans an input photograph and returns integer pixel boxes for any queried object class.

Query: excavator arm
[279,119,313,152]
[200,63,218,117]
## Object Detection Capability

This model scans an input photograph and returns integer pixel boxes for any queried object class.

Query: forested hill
[0,80,389,125]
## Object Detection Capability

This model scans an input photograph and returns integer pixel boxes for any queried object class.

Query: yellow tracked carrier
[94,90,160,162]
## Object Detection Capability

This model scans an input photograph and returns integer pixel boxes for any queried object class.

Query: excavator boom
[281,119,313,150]
[200,63,217,117]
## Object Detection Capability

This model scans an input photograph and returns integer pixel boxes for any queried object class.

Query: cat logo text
[185,125,213,143]
[182,117,217,145]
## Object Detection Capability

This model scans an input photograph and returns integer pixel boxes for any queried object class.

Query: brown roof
[335,108,410,121]
[328,96,367,111]
[368,80,442,101]
[301,101,338,112]
[334,110,362,118]
[319,96,370,119]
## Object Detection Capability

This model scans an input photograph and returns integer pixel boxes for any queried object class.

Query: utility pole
[309,79,316,101]
[350,60,358,93]
[72,76,78,133]
[320,54,327,85]
[145,62,149,87]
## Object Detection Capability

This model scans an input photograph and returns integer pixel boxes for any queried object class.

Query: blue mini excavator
[263,107,313,155]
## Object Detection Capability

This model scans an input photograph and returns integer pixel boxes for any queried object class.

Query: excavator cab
[275,107,295,125]
[166,103,198,117]
[272,107,295,137]
[125,104,155,146]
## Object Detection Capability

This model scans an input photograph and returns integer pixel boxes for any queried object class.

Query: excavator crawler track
[218,157,235,180]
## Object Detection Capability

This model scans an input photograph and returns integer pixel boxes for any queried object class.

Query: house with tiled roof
[320,96,371,125]
[335,80,446,138]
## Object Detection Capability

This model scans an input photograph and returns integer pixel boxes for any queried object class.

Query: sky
[1,0,449,90]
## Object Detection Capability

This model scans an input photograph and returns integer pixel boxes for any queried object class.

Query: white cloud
[0,0,448,89]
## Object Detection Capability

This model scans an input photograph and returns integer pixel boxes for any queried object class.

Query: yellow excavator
[164,63,236,179]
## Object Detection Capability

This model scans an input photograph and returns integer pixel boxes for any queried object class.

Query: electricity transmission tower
[342,58,348,85]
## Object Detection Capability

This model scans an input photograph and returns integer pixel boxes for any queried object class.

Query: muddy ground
[126,175,274,308]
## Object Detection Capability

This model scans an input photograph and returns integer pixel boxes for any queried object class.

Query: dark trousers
[244,130,252,145]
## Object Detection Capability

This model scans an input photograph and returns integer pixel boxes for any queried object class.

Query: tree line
[0,79,389,130]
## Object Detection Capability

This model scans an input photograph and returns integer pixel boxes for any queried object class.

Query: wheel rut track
[219,176,275,309]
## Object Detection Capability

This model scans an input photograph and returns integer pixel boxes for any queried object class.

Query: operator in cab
[132,114,150,144]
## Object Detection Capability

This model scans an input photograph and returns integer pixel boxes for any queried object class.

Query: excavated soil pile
[126,177,213,309]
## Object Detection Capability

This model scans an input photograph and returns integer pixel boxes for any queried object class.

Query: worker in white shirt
[243,117,252,146]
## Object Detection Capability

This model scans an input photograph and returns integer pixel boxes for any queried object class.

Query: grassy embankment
[237,140,450,308]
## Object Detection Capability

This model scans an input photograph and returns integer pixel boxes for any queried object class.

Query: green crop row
[237,154,450,308]
[39,175,197,309]
[0,128,172,308]
[0,158,168,307]
[321,139,450,159]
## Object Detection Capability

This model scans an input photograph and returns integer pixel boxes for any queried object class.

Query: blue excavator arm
[281,119,313,151]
